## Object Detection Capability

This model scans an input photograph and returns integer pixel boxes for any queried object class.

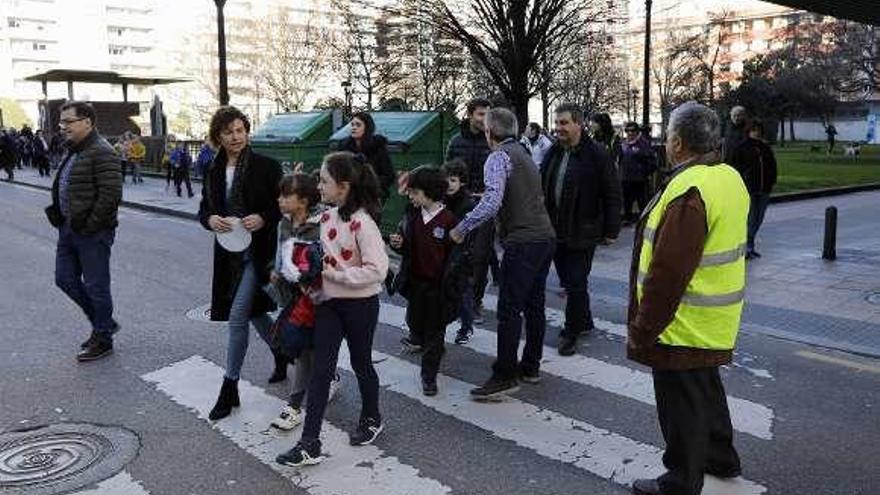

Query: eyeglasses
[59,117,87,126]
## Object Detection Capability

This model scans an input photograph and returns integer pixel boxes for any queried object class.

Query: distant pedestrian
[47,101,123,362]
[450,107,556,400]
[520,122,553,165]
[590,113,621,166]
[620,121,657,225]
[128,133,145,184]
[541,103,622,357]
[194,138,215,179]
[33,129,50,177]
[722,106,749,165]
[825,123,837,154]
[446,97,495,324]
[337,112,395,201]
[737,120,778,259]
[276,151,389,466]
[629,101,748,495]
[198,106,283,421]
[0,129,18,180]
[170,139,194,197]
[390,166,470,396]
[18,125,33,169]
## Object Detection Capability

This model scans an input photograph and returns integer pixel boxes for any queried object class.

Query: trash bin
[329,111,451,233]
[251,111,335,173]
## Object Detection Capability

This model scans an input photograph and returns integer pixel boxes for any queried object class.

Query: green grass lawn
[773,142,880,194]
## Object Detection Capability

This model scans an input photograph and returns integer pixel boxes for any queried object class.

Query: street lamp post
[642,0,652,130]
[341,80,352,119]
[214,0,229,106]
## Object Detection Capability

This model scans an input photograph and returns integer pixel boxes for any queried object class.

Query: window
[32,42,46,51]
[109,46,125,55]
[8,17,21,28]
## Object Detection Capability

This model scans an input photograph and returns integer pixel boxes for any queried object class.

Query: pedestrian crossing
[134,299,772,494]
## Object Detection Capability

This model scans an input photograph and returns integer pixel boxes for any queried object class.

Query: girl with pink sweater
[276,152,389,467]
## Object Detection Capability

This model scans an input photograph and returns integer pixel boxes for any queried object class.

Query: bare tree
[407,0,613,129]
[681,10,731,107]
[546,40,628,120]
[829,21,879,95]
[653,34,705,135]
[400,18,469,111]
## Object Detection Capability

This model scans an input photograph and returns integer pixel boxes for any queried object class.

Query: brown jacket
[626,184,734,370]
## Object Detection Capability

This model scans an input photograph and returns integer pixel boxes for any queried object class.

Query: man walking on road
[628,102,748,495]
[46,101,123,362]
[540,103,622,356]
[451,107,556,400]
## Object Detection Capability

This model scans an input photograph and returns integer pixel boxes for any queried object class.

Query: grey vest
[497,141,556,244]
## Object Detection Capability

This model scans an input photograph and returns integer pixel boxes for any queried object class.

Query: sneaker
[349,417,383,446]
[422,378,438,396]
[519,368,541,384]
[328,373,342,402]
[400,336,423,353]
[454,327,473,345]
[271,406,302,431]
[470,377,519,401]
[473,305,485,325]
[276,440,324,467]
[77,338,113,362]
[557,335,578,356]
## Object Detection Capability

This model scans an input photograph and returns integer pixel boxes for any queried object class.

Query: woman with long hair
[337,112,394,200]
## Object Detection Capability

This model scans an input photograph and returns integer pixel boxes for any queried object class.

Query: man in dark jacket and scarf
[47,101,123,362]
[541,103,622,356]
[446,98,495,321]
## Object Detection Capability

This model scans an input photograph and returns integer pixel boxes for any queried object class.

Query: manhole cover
[0,423,139,495]
[866,292,880,305]
[185,303,216,323]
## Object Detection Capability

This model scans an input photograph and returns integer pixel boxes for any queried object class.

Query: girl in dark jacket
[337,112,395,200]
[590,112,622,167]
[198,106,283,421]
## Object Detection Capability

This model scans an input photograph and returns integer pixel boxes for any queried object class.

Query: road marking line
[796,350,880,374]
[379,302,774,440]
[339,346,766,495]
[71,471,150,495]
[141,355,452,495]
[482,293,629,337]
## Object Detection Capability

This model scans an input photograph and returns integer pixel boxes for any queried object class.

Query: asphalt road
[0,182,878,495]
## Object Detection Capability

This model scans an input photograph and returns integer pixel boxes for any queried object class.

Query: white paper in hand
[216,217,251,252]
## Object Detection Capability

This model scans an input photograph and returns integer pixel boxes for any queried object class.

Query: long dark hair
[323,151,381,222]
[591,112,615,142]
[351,112,376,143]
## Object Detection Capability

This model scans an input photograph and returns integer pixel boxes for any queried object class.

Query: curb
[769,182,880,203]
[5,179,199,221]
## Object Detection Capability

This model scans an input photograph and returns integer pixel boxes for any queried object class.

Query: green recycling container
[251,112,335,173]
[329,111,456,233]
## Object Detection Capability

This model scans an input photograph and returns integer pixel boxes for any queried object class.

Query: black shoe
[470,377,519,401]
[77,337,113,362]
[209,377,240,420]
[557,335,578,356]
[401,336,423,353]
[268,350,288,384]
[454,327,473,345]
[519,368,541,384]
[276,439,324,466]
[349,417,384,446]
[706,466,742,479]
[422,378,438,396]
[632,478,664,495]
[80,331,98,349]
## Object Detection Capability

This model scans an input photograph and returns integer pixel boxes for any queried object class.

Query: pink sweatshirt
[319,207,389,299]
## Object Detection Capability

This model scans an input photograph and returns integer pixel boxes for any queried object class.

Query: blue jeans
[492,239,555,380]
[459,283,475,331]
[747,193,771,253]
[55,226,116,338]
[225,256,274,380]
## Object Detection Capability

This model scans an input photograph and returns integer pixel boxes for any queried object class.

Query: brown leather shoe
[632,478,665,495]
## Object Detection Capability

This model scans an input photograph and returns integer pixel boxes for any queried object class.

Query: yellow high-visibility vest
[637,163,749,350]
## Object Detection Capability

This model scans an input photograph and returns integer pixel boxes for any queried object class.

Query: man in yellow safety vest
[628,102,749,495]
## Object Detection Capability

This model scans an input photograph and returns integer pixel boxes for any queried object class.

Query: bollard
[822,206,837,261]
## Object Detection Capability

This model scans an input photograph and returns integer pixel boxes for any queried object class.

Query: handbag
[44,204,64,228]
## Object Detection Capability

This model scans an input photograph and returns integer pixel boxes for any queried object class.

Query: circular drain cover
[0,423,139,495]
[185,303,215,323]
[867,292,880,305]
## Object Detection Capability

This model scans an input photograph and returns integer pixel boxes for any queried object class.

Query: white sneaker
[270,405,302,431]
[328,374,341,402]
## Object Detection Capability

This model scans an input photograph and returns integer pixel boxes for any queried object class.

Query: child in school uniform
[442,159,478,345]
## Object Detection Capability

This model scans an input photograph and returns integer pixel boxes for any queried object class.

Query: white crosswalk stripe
[70,471,150,495]
[141,355,452,495]
[379,301,775,440]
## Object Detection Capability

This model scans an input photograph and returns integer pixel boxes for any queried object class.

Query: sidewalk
[8,168,880,357]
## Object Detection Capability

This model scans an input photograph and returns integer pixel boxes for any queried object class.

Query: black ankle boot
[268,350,288,384]
[209,377,240,420]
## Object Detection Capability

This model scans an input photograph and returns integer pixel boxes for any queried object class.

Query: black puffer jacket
[337,135,394,199]
[445,119,492,192]
[49,130,122,234]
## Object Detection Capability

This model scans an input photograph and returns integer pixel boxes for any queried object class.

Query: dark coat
[540,136,622,249]
[730,138,777,195]
[444,187,476,221]
[338,135,394,199]
[619,136,656,182]
[198,147,283,321]
[390,205,472,325]
[445,119,492,192]
[48,130,122,234]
